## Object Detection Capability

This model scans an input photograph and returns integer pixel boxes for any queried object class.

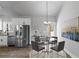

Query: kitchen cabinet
[8,35,15,46]
[0,36,8,47]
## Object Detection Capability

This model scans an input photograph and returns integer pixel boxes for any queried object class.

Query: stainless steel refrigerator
[23,25,30,46]
[15,25,30,48]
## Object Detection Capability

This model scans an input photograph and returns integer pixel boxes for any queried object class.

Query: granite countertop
[0,34,7,36]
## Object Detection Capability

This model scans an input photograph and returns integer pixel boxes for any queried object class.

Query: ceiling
[0,1,64,18]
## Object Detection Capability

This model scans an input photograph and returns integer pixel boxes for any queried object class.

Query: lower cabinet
[8,36,15,46]
[0,36,8,47]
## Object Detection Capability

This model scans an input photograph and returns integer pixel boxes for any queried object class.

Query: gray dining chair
[50,41,66,57]
[49,40,57,45]
[31,41,45,57]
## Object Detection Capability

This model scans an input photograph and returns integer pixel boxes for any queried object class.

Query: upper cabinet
[0,17,31,32]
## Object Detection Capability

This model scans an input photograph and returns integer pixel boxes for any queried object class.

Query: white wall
[31,16,57,36]
[12,18,31,31]
[57,2,79,38]
[57,2,79,57]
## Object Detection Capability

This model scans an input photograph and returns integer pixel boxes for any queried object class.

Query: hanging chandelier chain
[46,1,48,22]
[44,1,50,25]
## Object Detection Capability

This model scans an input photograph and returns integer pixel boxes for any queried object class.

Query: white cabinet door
[0,36,7,46]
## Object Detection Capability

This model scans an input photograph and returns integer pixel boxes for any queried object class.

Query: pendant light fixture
[44,1,51,25]
[43,1,53,36]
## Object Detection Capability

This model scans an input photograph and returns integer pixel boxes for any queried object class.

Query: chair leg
[57,52,59,58]
[37,52,39,58]
[31,50,39,57]
[32,49,46,58]
[57,52,64,58]
[63,50,67,58]
[31,50,37,57]
[56,50,66,58]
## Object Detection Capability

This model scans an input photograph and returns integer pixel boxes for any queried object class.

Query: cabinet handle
[1,39,3,42]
